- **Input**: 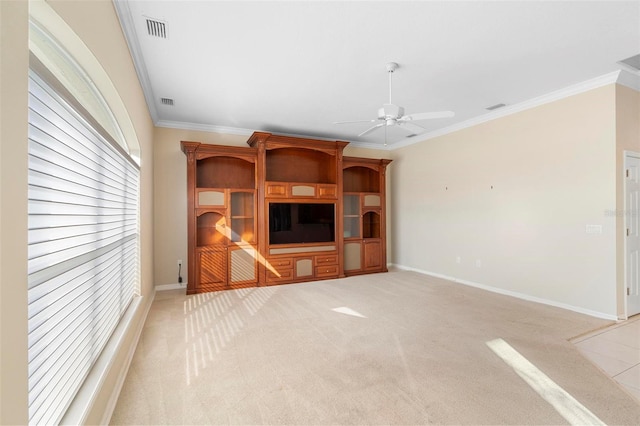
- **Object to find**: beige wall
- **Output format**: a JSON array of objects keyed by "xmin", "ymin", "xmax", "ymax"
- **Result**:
[
  {"xmin": 153, "ymin": 127, "xmax": 390, "ymax": 286},
  {"xmin": 343, "ymin": 144, "xmax": 392, "ymax": 160},
  {"xmin": 1, "ymin": 0, "xmax": 155, "ymax": 423},
  {"xmin": 0, "ymin": 0, "xmax": 29, "ymax": 423},
  {"xmin": 391, "ymin": 85, "xmax": 619, "ymax": 318},
  {"xmin": 616, "ymin": 84, "xmax": 640, "ymax": 317},
  {"xmin": 153, "ymin": 128, "xmax": 247, "ymax": 287}
]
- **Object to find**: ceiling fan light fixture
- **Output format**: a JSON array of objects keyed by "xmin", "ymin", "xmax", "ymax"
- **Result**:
[
  {"xmin": 386, "ymin": 62, "xmax": 399, "ymax": 73},
  {"xmin": 335, "ymin": 61, "xmax": 454, "ymax": 142},
  {"xmin": 379, "ymin": 104, "xmax": 404, "ymax": 119}
]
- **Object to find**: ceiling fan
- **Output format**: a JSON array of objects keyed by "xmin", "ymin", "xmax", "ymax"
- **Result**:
[{"xmin": 335, "ymin": 62, "xmax": 454, "ymax": 143}]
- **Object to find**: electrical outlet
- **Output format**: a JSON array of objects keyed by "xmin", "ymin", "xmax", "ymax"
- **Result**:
[
  {"xmin": 475, "ymin": 259, "xmax": 482, "ymax": 268},
  {"xmin": 178, "ymin": 259, "xmax": 182, "ymax": 267},
  {"xmin": 456, "ymin": 256, "xmax": 461, "ymax": 264}
]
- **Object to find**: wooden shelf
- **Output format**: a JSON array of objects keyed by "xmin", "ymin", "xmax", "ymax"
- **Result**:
[
  {"xmin": 182, "ymin": 134, "xmax": 390, "ymax": 294},
  {"xmin": 197, "ymin": 156, "xmax": 255, "ymax": 189},
  {"xmin": 343, "ymin": 166, "xmax": 380, "ymax": 193},
  {"xmin": 266, "ymin": 148, "xmax": 336, "ymax": 184},
  {"xmin": 363, "ymin": 211, "xmax": 380, "ymax": 239}
]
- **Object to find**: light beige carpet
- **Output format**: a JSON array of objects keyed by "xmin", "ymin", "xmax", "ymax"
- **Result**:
[{"xmin": 111, "ymin": 271, "xmax": 640, "ymax": 425}]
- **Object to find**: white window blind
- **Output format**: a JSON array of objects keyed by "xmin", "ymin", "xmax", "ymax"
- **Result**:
[{"xmin": 27, "ymin": 69, "xmax": 140, "ymax": 425}]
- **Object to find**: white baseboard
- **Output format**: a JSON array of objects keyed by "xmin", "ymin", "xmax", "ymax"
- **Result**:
[
  {"xmin": 100, "ymin": 292, "xmax": 155, "ymax": 424},
  {"xmin": 393, "ymin": 264, "xmax": 618, "ymax": 321},
  {"xmin": 155, "ymin": 283, "xmax": 186, "ymax": 291}
]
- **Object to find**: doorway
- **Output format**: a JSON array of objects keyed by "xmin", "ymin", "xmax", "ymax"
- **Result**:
[{"xmin": 625, "ymin": 151, "xmax": 640, "ymax": 317}]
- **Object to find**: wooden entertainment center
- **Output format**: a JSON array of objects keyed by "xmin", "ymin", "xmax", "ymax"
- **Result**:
[{"xmin": 181, "ymin": 132, "xmax": 391, "ymax": 294}]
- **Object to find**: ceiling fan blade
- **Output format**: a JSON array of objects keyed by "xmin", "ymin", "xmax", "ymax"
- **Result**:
[
  {"xmin": 333, "ymin": 119, "xmax": 377, "ymax": 125},
  {"xmin": 358, "ymin": 123, "xmax": 385, "ymax": 137},
  {"xmin": 398, "ymin": 122, "xmax": 427, "ymax": 135},
  {"xmin": 400, "ymin": 111, "xmax": 455, "ymax": 121}
]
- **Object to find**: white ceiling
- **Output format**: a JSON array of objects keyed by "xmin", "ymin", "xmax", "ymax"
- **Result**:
[{"xmin": 115, "ymin": 1, "xmax": 640, "ymax": 149}]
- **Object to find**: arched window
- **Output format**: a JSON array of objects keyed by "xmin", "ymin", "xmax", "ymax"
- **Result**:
[{"xmin": 27, "ymin": 13, "xmax": 140, "ymax": 426}]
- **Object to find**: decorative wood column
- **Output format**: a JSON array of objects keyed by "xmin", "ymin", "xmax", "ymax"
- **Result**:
[
  {"xmin": 379, "ymin": 159, "xmax": 392, "ymax": 272},
  {"xmin": 247, "ymin": 131, "xmax": 271, "ymax": 286},
  {"xmin": 180, "ymin": 141, "xmax": 200, "ymax": 294},
  {"xmin": 336, "ymin": 142, "xmax": 348, "ymax": 278}
]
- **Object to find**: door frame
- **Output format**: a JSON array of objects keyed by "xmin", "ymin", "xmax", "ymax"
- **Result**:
[{"xmin": 624, "ymin": 150, "xmax": 640, "ymax": 319}]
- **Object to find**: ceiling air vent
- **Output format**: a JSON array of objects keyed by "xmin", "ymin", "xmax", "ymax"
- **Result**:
[
  {"xmin": 160, "ymin": 98, "xmax": 174, "ymax": 106},
  {"xmin": 486, "ymin": 103, "xmax": 506, "ymax": 111},
  {"xmin": 145, "ymin": 18, "xmax": 167, "ymax": 39},
  {"xmin": 618, "ymin": 54, "xmax": 640, "ymax": 72}
]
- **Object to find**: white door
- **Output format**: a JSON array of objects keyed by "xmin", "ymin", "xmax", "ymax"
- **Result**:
[{"xmin": 626, "ymin": 153, "xmax": 640, "ymax": 316}]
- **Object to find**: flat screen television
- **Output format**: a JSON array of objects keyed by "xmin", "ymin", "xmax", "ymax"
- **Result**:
[{"xmin": 269, "ymin": 202, "xmax": 335, "ymax": 245}]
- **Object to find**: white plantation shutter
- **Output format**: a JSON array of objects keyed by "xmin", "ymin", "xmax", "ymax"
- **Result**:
[{"xmin": 27, "ymin": 69, "xmax": 140, "ymax": 425}]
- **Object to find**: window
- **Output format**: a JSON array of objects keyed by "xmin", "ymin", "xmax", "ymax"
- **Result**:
[{"xmin": 27, "ymin": 60, "xmax": 140, "ymax": 424}]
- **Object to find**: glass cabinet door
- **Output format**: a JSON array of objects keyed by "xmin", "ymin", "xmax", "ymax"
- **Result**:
[
  {"xmin": 343, "ymin": 194, "xmax": 360, "ymax": 238},
  {"xmin": 230, "ymin": 191, "xmax": 254, "ymax": 243}
]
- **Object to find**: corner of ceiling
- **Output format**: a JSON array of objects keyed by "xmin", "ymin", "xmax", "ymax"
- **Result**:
[
  {"xmin": 346, "ymin": 141, "xmax": 393, "ymax": 151},
  {"xmin": 616, "ymin": 69, "xmax": 640, "ymax": 92},
  {"xmin": 387, "ymin": 70, "xmax": 623, "ymax": 151},
  {"xmin": 113, "ymin": 0, "xmax": 159, "ymax": 124},
  {"xmin": 155, "ymin": 120, "xmax": 255, "ymax": 137}
]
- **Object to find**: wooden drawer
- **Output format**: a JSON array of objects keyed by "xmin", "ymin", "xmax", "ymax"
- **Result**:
[
  {"xmin": 267, "ymin": 268, "xmax": 293, "ymax": 282},
  {"xmin": 266, "ymin": 258, "xmax": 293, "ymax": 282},
  {"xmin": 314, "ymin": 254, "xmax": 338, "ymax": 266},
  {"xmin": 270, "ymin": 258, "xmax": 292, "ymax": 268},
  {"xmin": 317, "ymin": 184, "xmax": 337, "ymax": 199},
  {"xmin": 266, "ymin": 183, "xmax": 287, "ymax": 197},
  {"xmin": 315, "ymin": 265, "xmax": 339, "ymax": 278}
]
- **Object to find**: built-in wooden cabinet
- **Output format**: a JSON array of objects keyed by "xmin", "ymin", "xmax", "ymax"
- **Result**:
[
  {"xmin": 182, "ymin": 142, "xmax": 258, "ymax": 294},
  {"xmin": 182, "ymin": 134, "xmax": 390, "ymax": 294},
  {"xmin": 342, "ymin": 158, "xmax": 391, "ymax": 276},
  {"xmin": 247, "ymin": 132, "xmax": 348, "ymax": 286},
  {"xmin": 264, "ymin": 252, "xmax": 340, "ymax": 285}
]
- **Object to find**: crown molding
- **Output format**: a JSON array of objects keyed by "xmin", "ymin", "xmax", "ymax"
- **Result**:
[
  {"xmin": 388, "ymin": 71, "xmax": 623, "ymax": 151},
  {"xmin": 155, "ymin": 120, "xmax": 395, "ymax": 151},
  {"xmin": 347, "ymin": 141, "xmax": 392, "ymax": 151},
  {"xmin": 146, "ymin": 67, "xmax": 631, "ymax": 152},
  {"xmin": 113, "ymin": 0, "xmax": 159, "ymax": 123},
  {"xmin": 617, "ymin": 68, "xmax": 640, "ymax": 92},
  {"xmin": 155, "ymin": 120, "xmax": 255, "ymax": 136}
]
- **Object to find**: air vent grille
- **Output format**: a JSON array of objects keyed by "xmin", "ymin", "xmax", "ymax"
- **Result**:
[
  {"xmin": 160, "ymin": 98, "xmax": 174, "ymax": 106},
  {"xmin": 619, "ymin": 54, "xmax": 640, "ymax": 72},
  {"xmin": 486, "ymin": 103, "xmax": 506, "ymax": 111},
  {"xmin": 146, "ymin": 18, "xmax": 167, "ymax": 38}
]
